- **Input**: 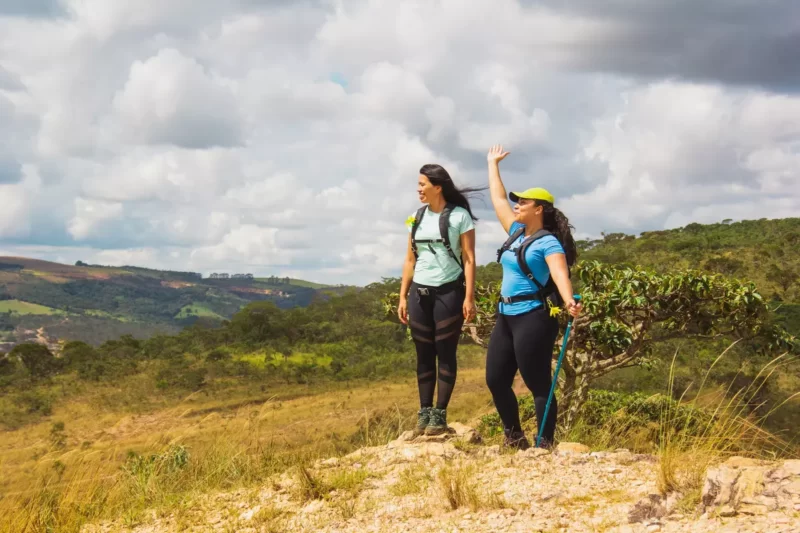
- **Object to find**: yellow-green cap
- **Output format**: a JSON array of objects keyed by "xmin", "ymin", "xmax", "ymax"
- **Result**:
[{"xmin": 508, "ymin": 187, "xmax": 555, "ymax": 204}]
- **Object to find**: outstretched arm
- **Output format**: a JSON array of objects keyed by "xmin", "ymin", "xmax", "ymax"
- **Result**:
[{"xmin": 487, "ymin": 145, "xmax": 516, "ymax": 234}]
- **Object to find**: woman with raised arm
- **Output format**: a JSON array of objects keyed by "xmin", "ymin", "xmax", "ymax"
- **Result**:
[
  {"xmin": 484, "ymin": 144, "xmax": 582, "ymax": 450},
  {"xmin": 397, "ymin": 164, "xmax": 484, "ymax": 436}
]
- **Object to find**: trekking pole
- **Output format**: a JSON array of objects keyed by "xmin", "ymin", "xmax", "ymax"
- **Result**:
[{"xmin": 536, "ymin": 294, "xmax": 581, "ymax": 448}]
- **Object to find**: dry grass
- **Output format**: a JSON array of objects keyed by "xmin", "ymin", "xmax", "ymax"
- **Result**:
[
  {"xmin": 0, "ymin": 367, "xmax": 494, "ymax": 532},
  {"xmin": 436, "ymin": 461, "xmax": 510, "ymax": 512},
  {"xmin": 389, "ymin": 464, "xmax": 433, "ymax": 497},
  {"xmin": 657, "ymin": 343, "xmax": 800, "ymax": 513}
]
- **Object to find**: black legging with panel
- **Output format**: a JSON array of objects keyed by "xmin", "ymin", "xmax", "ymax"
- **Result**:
[{"xmin": 407, "ymin": 277, "xmax": 465, "ymax": 412}]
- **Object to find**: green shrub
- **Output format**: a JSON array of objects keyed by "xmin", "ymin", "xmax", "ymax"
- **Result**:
[
  {"xmin": 154, "ymin": 357, "xmax": 207, "ymax": 391},
  {"xmin": 15, "ymin": 390, "xmax": 54, "ymax": 416},
  {"xmin": 205, "ymin": 348, "xmax": 231, "ymax": 362},
  {"xmin": 476, "ymin": 389, "xmax": 712, "ymax": 446},
  {"xmin": 11, "ymin": 343, "xmax": 61, "ymax": 379}
]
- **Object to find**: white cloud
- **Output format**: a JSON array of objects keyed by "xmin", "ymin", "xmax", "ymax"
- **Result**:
[
  {"xmin": 0, "ymin": 1, "xmax": 799, "ymax": 285},
  {"xmin": 566, "ymin": 80, "xmax": 800, "ymax": 233},
  {"xmin": 112, "ymin": 48, "xmax": 243, "ymax": 148},
  {"xmin": 67, "ymin": 198, "xmax": 124, "ymax": 240}
]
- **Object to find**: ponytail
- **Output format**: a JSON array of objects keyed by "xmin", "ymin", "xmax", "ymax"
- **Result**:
[{"xmin": 540, "ymin": 203, "xmax": 578, "ymax": 267}]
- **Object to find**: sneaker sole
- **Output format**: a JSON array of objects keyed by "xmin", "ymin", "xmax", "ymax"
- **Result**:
[{"xmin": 424, "ymin": 426, "xmax": 447, "ymax": 436}]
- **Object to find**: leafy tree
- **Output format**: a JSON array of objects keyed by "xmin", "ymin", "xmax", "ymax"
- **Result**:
[
  {"xmin": 382, "ymin": 260, "xmax": 796, "ymax": 429},
  {"xmin": 0, "ymin": 352, "xmax": 16, "ymax": 377},
  {"xmin": 10, "ymin": 343, "xmax": 61, "ymax": 379},
  {"xmin": 766, "ymin": 263, "xmax": 798, "ymax": 298}
]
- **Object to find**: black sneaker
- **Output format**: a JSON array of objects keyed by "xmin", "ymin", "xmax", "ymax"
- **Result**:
[
  {"xmin": 413, "ymin": 407, "xmax": 431, "ymax": 437},
  {"xmin": 503, "ymin": 429, "xmax": 531, "ymax": 450},
  {"xmin": 424, "ymin": 408, "xmax": 448, "ymax": 435}
]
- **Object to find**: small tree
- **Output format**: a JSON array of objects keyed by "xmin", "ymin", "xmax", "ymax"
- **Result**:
[
  {"xmin": 382, "ymin": 260, "xmax": 796, "ymax": 429},
  {"xmin": 10, "ymin": 343, "xmax": 61, "ymax": 379},
  {"xmin": 766, "ymin": 263, "xmax": 798, "ymax": 298}
]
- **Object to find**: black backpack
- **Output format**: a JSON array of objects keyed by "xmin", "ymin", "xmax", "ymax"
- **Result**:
[
  {"xmin": 410, "ymin": 203, "xmax": 463, "ymax": 273},
  {"xmin": 496, "ymin": 227, "xmax": 567, "ymax": 309}
]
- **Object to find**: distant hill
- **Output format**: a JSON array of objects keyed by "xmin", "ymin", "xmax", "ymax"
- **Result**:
[{"xmin": 0, "ymin": 257, "xmax": 354, "ymax": 348}]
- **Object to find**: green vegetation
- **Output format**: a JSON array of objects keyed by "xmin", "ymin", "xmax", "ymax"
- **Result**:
[
  {"xmin": 174, "ymin": 303, "xmax": 225, "ymax": 320},
  {"xmin": 0, "ymin": 216, "xmax": 798, "ymax": 532},
  {"xmin": 0, "ymin": 257, "xmax": 354, "ymax": 346},
  {"xmin": 0, "ymin": 300, "xmax": 61, "ymax": 315}
]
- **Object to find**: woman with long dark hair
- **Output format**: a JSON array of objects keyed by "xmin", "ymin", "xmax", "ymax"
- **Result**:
[
  {"xmin": 398, "ymin": 163, "xmax": 485, "ymax": 436},
  {"xmin": 484, "ymin": 144, "xmax": 582, "ymax": 450}
]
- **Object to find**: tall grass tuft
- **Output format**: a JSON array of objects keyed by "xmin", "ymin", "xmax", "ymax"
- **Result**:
[
  {"xmin": 657, "ymin": 342, "xmax": 799, "ymax": 513},
  {"xmin": 0, "ymin": 400, "xmax": 407, "ymax": 533}
]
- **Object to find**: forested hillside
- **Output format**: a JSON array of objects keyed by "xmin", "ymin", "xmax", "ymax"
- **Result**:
[
  {"xmin": 1, "ymin": 218, "xmax": 798, "ymax": 532},
  {"xmin": 0, "ymin": 257, "xmax": 348, "ymax": 349},
  {"xmin": 475, "ymin": 217, "xmax": 800, "ymax": 334}
]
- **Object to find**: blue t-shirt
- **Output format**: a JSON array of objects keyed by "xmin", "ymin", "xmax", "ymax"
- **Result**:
[{"xmin": 498, "ymin": 222, "xmax": 565, "ymax": 315}]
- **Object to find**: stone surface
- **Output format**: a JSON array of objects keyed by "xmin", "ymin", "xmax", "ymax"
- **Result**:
[
  {"xmin": 629, "ymin": 494, "xmax": 667, "ymax": 523},
  {"xmin": 556, "ymin": 442, "xmax": 590, "ymax": 454},
  {"xmin": 81, "ymin": 428, "xmax": 800, "ymax": 533},
  {"xmin": 701, "ymin": 455, "xmax": 800, "ymax": 519}
]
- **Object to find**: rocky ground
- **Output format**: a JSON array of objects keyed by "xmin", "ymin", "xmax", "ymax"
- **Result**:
[{"xmin": 83, "ymin": 424, "xmax": 800, "ymax": 533}]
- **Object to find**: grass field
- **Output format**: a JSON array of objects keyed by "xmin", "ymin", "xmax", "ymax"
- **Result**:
[
  {"xmin": 83, "ymin": 309, "xmax": 131, "ymax": 322},
  {"xmin": 0, "ymin": 352, "xmax": 496, "ymax": 532},
  {"xmin": 174, "ymin": 304, "xmax": 225, "ymax": 320},
  {"xmin": 255, "ymin": 277, "xmax": 332, "ymax": 289},
  {"xmin": 0, "ymin": 300, "xmax": 62, "ymax": 315}
]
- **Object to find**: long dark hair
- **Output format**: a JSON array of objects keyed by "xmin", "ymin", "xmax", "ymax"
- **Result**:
[
  {"xmin": 536, "ymin": 200, "xmax": 578, "ymax": 267},
  {"xmin": 419, "ymin": 164, "xmax": 487, "ymax": 221}
]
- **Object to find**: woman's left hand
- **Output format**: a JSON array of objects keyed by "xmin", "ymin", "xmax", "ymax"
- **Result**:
[
  {"xmin": 463, "ymin": 297, "xmax": 477, "ymax": 322},
  {"xmin": 566, "ymin": 299, "xmax": 582, "ymax": 318}
]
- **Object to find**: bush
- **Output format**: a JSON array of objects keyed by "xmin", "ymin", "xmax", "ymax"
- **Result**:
[
  {"xmin": 11, "ymin": 343, "xmax": 61, "ymax": 379},
  {"xmin": 0, "ymin": 353, "xmax": 16, "ymax": 377},
  {"xmin": 155, "ymin": 357, "xmax": 208, "ymax": 391},
  {"xmin": 476, "ymin": 389, "xmax": 712, "ymax": 447},
  {"xmin": 15, "ymin": 390, "xmax": 54, "ymax": 415},
  {"xmin": 205, "ymin": 348, "xmax": 231, "ymax": 362}
]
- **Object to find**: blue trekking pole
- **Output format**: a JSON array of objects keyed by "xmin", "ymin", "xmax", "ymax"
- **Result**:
[{"xmin": 536, "ymin": 294, "xmax": 581, "ymax": 448}]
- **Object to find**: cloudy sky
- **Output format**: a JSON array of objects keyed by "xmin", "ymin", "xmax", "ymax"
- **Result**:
[{"xmin": 0, "ymin": 0, "xmax": 798, "ymax": 285}]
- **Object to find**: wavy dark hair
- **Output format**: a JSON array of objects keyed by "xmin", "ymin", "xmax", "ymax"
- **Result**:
[
  {"xmin": 419, "ymin": 164, "xmax": 487, "ymax": 221},
  {"xmin": 535, "ymin": 200, "xmax": 578, "ymax": 267}
]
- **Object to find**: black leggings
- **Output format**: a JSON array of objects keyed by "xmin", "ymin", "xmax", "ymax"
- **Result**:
[
  {"xmin": 485, "ymin": 307, "xmax": 560, "ymax": 444},
  {"xmin": 407, "ymin": 281, "xmax": 465, "ymax": 410}
]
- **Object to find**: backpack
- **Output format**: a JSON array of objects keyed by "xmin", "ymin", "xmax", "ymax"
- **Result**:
[
  {"xmin": 496, "ymin": 226, "xmax": 568, "ymax": 311},
  {"xmin": 410, "ymin": 203, "xmax": 464, "ymax": 273}
]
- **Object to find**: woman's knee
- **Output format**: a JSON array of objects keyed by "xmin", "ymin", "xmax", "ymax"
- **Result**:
[{"xmin": 485, "ymin": 364, "xmax": 511, "ymax": 393}]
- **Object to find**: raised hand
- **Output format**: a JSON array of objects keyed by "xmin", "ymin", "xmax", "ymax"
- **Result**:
[{"xmin": 487, "ymin": 144, "xmax": 510, "ymax": 164}]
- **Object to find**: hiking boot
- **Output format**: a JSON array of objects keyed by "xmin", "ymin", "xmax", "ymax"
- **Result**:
[
  {"xmin": 424, "ymin": 407, "xmax": 448, "ymax": 435},
  {"xmin": 412, "ymin": 407, "xmax": 432, "ymax": 437},
  {"xmin": 503, "ymin": 429, "xmax": 531, "ymax": 451},
  {"xmin": 536, "ymin": 436, "xmax": 556, "ymax": 450}
]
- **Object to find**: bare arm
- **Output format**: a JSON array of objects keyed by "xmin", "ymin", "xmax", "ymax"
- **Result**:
[
  {"xmin": 460, "ymin": 229, "xmax": 476, "ymax": 320},
  {"xmin": 397, "ymin": 233, "xmax": 416, "ymax": 324},
  {"xmin": 545, "ymin": 253, "xmax": 582, "ymax": 317},
  {"xmin": 487, "ymin": 145, "xmax": 516, "ymax": 234}
]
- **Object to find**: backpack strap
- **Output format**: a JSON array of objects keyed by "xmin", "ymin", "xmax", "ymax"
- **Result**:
[
  {"xmin": 515, "ymin": 229, "xmax": 553, "ymax": 290},
  {"xmin": 438, "ymin": 203, "xmax": 463, "ymax": 272},
  {"xmin": 496, "ymin": 225, "xmax": 526, "ymax": 263},
  {"xmin": 410, "ymin": 203, "xmax": 464, "ymax": 273},
  {"xmin": 515, "ymin": 230, "xmax": 566, "ymax": 312},
  {"xmin": 410, "ymin": 205, "xmax": 428, "ymax": 261}
]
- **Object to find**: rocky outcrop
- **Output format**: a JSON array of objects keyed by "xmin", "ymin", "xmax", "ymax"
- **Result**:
[
  {"xmin": 701, "ymin": 456, "xmax": 800, "ymax": 517},
  {"xmin": 82, "ymin": 428, "xmax": 800, "ymax": 533}
]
